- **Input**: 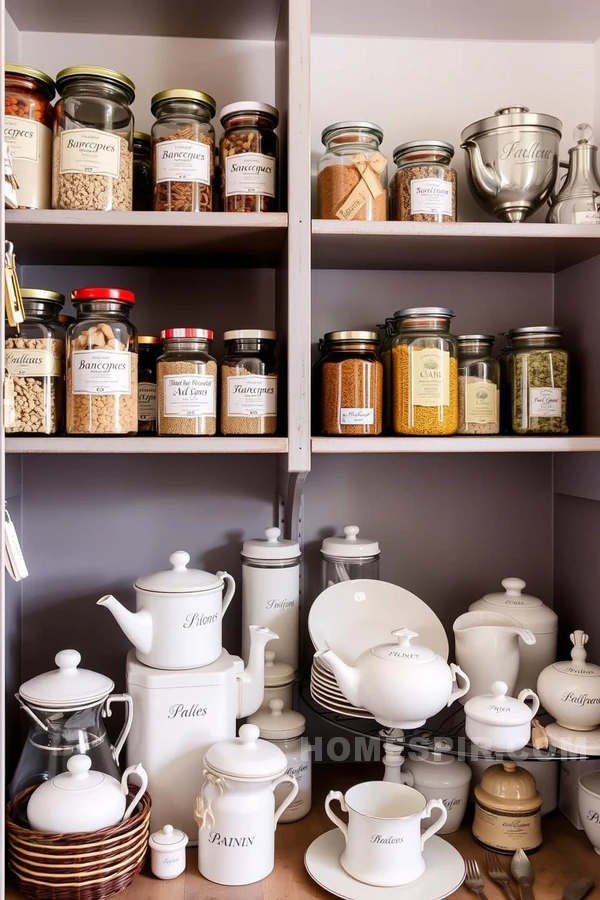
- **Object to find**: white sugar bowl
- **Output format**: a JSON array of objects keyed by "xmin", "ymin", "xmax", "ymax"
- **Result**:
[
  {"xmin": 149, "ymin": 824, "xmax": 189, "ymax": 879},
  {"xmin": 464, "ymin": 681, "xmax": 540, "ymax": 753},
  {"xmin": 537, "ymin": 631, "xmax": 600, "ymax": 732}
]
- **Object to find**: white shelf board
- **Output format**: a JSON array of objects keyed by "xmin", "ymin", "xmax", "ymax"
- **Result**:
[
  {"xmin": 6, "ymin": 211, "xmax": 288, "ymax": 267},
  {"xmin": 7, "ymin": 437, "xmax": 289, "ymax": 454},
  {"xmin": 312, "ymin": 437, "xmax": 600, "ymax": 454},
  {"xmin": 311, "ymin": 221, "xmax": 600, "ymax": 273}
]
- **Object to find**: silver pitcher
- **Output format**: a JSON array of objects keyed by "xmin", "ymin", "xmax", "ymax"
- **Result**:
[
  {"xmin": 547, "ymin": 124, "xmax": 600, "ymax": 224},
  {"xmin": 461, "ymin": 106, "xmax": 562, "ymax": 222}
]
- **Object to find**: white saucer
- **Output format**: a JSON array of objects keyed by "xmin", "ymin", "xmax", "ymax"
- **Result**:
[
  {"xmin": 309, "ymin": 685, "xmax": 374, "ymax": 719},
  {"xmin": 305, "ymin": 829, "xmax": 465, "ymax": 900},
  {"xmin": 546, "ymin": 722, "xmax": 600, "ymax": 755}
]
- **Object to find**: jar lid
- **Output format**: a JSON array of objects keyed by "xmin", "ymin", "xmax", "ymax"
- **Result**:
[
  {"xmin": 5, "ymin": 63, "xmax": 55, "ymax": 98},
  {"xmin": 323, "ymin": 330, "xmax": 379, "ymax": 343},
  {"xmin": 264, "ymin": 650, "xmax": 295, "ymax": 687},
  {"xmin": 21, "ymin": 288, "xmax": 65, "ymax": 306},
  {"xmin": 151, "ymin": 89, "xmax": 216, "ymax": 119},
  {"xmin": 461, "ymin": 106, "xmax": 562, "ymax": 143},
  {"xmin": 133, "ymin": 132, "xmax": 151, "ymax": 144},
  {"xmin": 475, "ymin": 761, "xmax": 542, "ymax": 813},
  {"xmin": 464, "ymin": 681, "xmax": 535, "ymax": 727},
  {"xmin": 223, "ymin": 329, "xmax": 277, "ymax": 341},
  {"xmin": 52, "ymin": 754, "xmax": 106, "ymax": 792},
  {"xmin": 72, "ymin": 287, "xmax": 135, "ymax": 305},
  {"xmin": 19, "ymin": 649, "xmax": 115, "ymax": 709},
  {"xmin": 135, "ymin": 551, "xmax": 224, "ymax": 593},
  {"xmin": 149, "ymin": 823, "xmax": 189, "ymax": 850},
  {"xmin": 457, "ymin": 334, "xmax": 495, "ymax": 344},
  {"xmin": 371, "ymin": 628, "xmax": 436, "ymax": 663},
  {"xmin": 242, "ymin": 526, "xmax": 300, "ymax": 560},
  {"xmin": 321, "ymin": 525, "xmax": 380, "ymax": 560},
  {"xmin": 509, "ymin": 326, "xmax": 564, "ymax": 338},
  {"xmin": 394, "ymin": 307, "xmax": 455, "ymax": 319},
  {"xmin": 138, "ymin": 336, "xmax": 161, "ymax": 345},
  {"xmin": 220, "ymin": 101, "xmax": 279, "ymax": 127},
  {"xmin": 161, "ymin": 327, "xmax": 213, "ymax": 341},
  {"xmin": 56, "ymin": 66, "xmax": 135, "ymax": 101},
  {"xmin": 550, "ymin": 631, "xmax": 600, "ymax": 677},
  {"xmin": 321, "ymin": 121, "xmax": 384, "ymax": 145},
  {"xmin": 204, "ymin": 723, "xmax": 287, "ymax": 780},
  {"xmin": 393, "ymin": 140, "xmax": 454, "ymax": 163},
  {"xmin": 247, "ymin": 699, "xmax": 306, "ymax": 740}
]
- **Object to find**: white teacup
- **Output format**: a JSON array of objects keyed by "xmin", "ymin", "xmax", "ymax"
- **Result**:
[
  {"xmin": 578, "ymin": 769, "xmax": 600, "ymax": 854},
  {"xmin": 325, "ymin": 780, "xmax": 447, "ymax": 887}
]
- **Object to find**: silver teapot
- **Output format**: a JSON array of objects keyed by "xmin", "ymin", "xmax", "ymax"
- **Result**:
[{"xmin": 547, "ymin": 124, "xmax": 600, "ymax": 224}]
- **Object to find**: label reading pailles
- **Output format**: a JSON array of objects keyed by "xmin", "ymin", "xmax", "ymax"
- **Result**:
[
  {"xmin": 340, "ymin": 408, "xmax": 374, "ymax": 425},
  {"xmin": 225, "ymin": 153, "xmax": 276, "ymax": 197},
  {"xmin": 466, "ymin": 380, "xmax": 498, "ymax": 425},
  {"xmin": 138, "ymin": 382, "xmax": 157, "ymax": 421},
  {"xmin": 163, "ymin": 374, "xmax": 216, "ymax": 417},
  {"xmin": 530, "ymin": 387, "xmax": 562, "ymax": 417},
  {"xmin": 410, "ymin": 178, "xmax": 453, "ymax": 216},
  {"xmin": 410, "ymin": 347, "xmax": 450, "ymax": 407},
  {"xmin": 5, "ymin": 349, "xmax": 62, "ymax": 378},
  {"xmin": 155, "ymin": 140, "xmax": 210, "ymax": 185},
  {"xmin": 59, "ymin": 128, "xmax": 121, "ymax": 178},
  {"xmin": 227, "ymin": 375, "xmax": 277, "ymax": 417},
  {"xmin": 71, "ymin": 350, "xmax": 132, "ymax": 395}
]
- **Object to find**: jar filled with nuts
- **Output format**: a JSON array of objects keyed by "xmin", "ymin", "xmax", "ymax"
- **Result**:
[
  {"xmin": 66, "ymin": 287, "xmax": 138, "ymax": 435},
  {"xmin": 392, "ymin": 141, "xmax": 457, "ymax": 222},
  {"xmin": 151, "ymin": 89, "xmax": 215, "ymax": 212},
  {"xmin": 457, "ymin": 334, "xmax": 499, "ymax": 435},
  {"xmin": 132, "ymin": 132, "xmax": 153, "ymax": 211},
  {"xmin": 221, "ymin": 330, "xmax": 277, "ymax": 435},
  {"xmin": 219, "ymin": 102, "xmax": 279, "ymax": 212},
  {"xmin": 5, "ymin": 288, "xmax": 65, "ymax": 435},
  {"xmin": 5, "ymin": 64, "xmax": 55, "ymax": 209},
  {"xmin": 138, "ymin": 336, "xmax": 161, "ymax": 434},
  {"xmin": 158, "ymin": 329, "xmax": 217, "ymax": 435},
  {"xmin": 320, "ymin": 331, "xmax": 383, "ymax": 436},
  {"xmin": 318, "ymin": 122, "xmax": 388, "ymax": 221},
  {"xmin": 53, "ymin": 66, "xmax": 135, "ymax": 211}
]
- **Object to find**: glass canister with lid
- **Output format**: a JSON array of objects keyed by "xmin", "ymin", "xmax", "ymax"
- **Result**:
[
  {"xmin": 5, "ymin": 64, "xmax": 55, "ymax": 209},
  {"xmin": 321, "ymin": 525, "xmax": 380, "ymax": 588},
  {"xmin": 320, "ymin": 330, "xmax": 383, "ymax": 436},
  {"xmin": 221, "ymin": 329, "xmax": 277, "ymax": 435},
  {"xmin": 53, "ymin": 66, "xmax": 135, "ymax": 211},
  {"xmin": 457, "ymin": 334, "xmax": 500, "ymax": 435},
  {"xmin": 138, "ymin": 336, "xmax": 161, "ymax": 434},
  {"xmin": 157, "ymin": 328, "xmax": 217, "ymax": 435},
  {"xmin": 318, "ymin": 121, "xmax": 388, "ymax": 221},
  {"xmin": 391, "ymin": 307, "xmax": 458, "ymax": 435},
  {"xmin": 219, "ymin": 102, "xmax": 279, "ymax": 212},
  {"xmin": 392, "ymin": 141, "xmax": 457, "ymax": 222},
  {"xmin": 509, "ymin": 326, "xmax": 568, "ymax": 434},
  {"xmin": 132, "ymin": 132, "xmax": 153, "ymax": 211}
]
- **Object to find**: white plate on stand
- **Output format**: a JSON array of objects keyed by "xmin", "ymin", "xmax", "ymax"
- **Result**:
[
  {"xmin": 305, "ymin": 829, "xmax": 465, "ymax": 900},
  {"xmin": 546, "ymin": 722, "xmax": 600, "ymax": 755}
]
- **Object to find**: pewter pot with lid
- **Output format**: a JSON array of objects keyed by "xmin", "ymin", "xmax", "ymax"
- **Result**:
[
  {"xmin": 547, "ymin": 124, "xmax": 600, "ymax": 224},
  {"xmin": 461, "ymin": 105, "xmax": 562, "ymax": 222}
]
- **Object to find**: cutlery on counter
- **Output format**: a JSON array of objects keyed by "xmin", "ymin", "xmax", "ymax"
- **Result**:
[
  {"xmin": 562, "ymin": 878, "xmax": 595, "ymax": 900},
  {"xmin": 511, "ymin": 849, "xmax": 535, "ymax": 900},
  {"xmin": 486, "ymin": 852, "xmax": 517, "ymax": 900},
  {"xmin": 465, "ymin": 859, "xmax": 491, "ymax": 899}
]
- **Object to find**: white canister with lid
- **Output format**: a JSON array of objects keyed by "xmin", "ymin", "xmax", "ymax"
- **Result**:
[
  {"xmin": 247, "ymin": 699, "xmax": 311, "ymax": 822},
  {"xmin": 403, "ymin": 739, "xmax": 471, "ymax": 834},
  {"xmin": 537, "ymin": 631, "xmax": 600, "ymax": 732},
  {"xmin": 261, "ymin": 650, "xmax": 295, "ymax": 710},
  {"xmin": 242, "ymin": 527, "xmax": 300, "ymax": 672},
  {"xmin": 321, "ymin": 525, "xmax": 380, "ymax": 589},
  {"xmin": 464, "ymin": 681, "xmax": 540, "ymax": 753},
  {"xmin": 469, "ymin": 577, "xmax": 557, "ymax": 694},
  {"xmin": 149, "ymin": 824, "xmax": 189, "ymax": 879}
]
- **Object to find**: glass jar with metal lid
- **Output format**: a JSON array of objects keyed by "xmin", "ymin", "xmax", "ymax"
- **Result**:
[
  {"xmin": 457, "ymin": 335, "xmax": 499, "ymax": 435},
  {"xmin": 319, "ymin": 330, "xmax": 383, "ymax": 436},
  {"xmin": 157, "ymin": 328, "xmax": 217, "ymax": 435},
  {"xmin": 53, "ymin": 66, "xmax": 135, "ymax": 211},
  {"xmin": 321, "ymin": 525, "xmax": 380, "ymax": 589},
  {"xmin": 132, "ymin": 132, "xmax": 152, "ymax": 211},
  {"xmin": 392, "ymin": 141, "xmax": 457, "ymax": 222},
  {"xmin": 221, "ymin": 329, "xmax": 277, "ymax": 435},
  {"xmin": 138, "ymin": 337, "xmax": 162, "ymax": 434},
  {"xmin": 5, "ymin": 64, "xmax": 55, "ymax": 209},
  {"xmin": 509, "ymin": 326, "xmax": 568, "ymax": 434},
  {"xmin": 219, "ymin": 102, "xmax": 279, "ymax": 212},
  {"xmin": 318, "ymin": 122, "xmax": 388, "ymax": 221},
  {"xmin": 391, "ymin": 308, "xmax": 458, "ymax": 436},
  {"xmin": 5, "ymin": 288, "xmax": 65, "ymax": 435},
  {"xmin": 151, "ymin": 89, "xmax": 216, "ymax": 212}
]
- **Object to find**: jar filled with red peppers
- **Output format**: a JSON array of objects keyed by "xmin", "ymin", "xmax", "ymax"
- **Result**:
[
  {"xmin": 5, "ymin": 64, "xmax": 55, "ymax": 209},
  {"xmin": 219, "ymin": 102, "xmax": 279, "ymax": 212}
]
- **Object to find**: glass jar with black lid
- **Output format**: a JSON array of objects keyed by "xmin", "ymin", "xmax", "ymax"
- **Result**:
[
  {"xmin": 221, "ymin": 330, "xmax": 278, "ymax": 435},
  {"xmin": 138, "ymin": 337, "xmax": 161, "ymax": 433}
]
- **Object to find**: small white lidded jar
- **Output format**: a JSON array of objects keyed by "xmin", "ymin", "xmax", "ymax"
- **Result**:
[
  {"xmin": 149, "ymin": 824, "xmax": 189, "ymax": 879},
  {"xmin": 321, "ymin": 525, "xmax": 380, "ymax": 590},
  {"xmin": 261, "ymin": 650, "xmax": 295, "ymax": 710}
]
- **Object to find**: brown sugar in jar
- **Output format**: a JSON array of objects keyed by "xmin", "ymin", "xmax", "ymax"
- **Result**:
[
  {"xmin": 318, "ymin": 121, "xmax": 388, "ymax": 221},
  {"xmin": 320, "ymin": 331, "xmax": 383, "ymax": 436}
]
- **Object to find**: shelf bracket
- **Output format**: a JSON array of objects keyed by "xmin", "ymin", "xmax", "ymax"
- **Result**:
[{"xmin": 277, "ymin": 466, "xmax": 308, "ymax": 544}]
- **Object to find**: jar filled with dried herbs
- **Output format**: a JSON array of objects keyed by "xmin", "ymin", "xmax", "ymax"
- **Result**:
[
  {"xmin": 457, "ymin": 334, "xmax": 499, "ymax": 434},
  {"xmin": 221, "ymin": 330, "xmax": 277, "ymax": 435},
  {"xmin": 157, "ymin": 328, "xmax": 217, "ymax": 435},
  {"xmin": 391, "ymin": 308, "xmax": 458, "ymax": 436},
  {"xmin": 320, "ymin": 331, "xmax": 383, "ymax": 436},
  {"xmin": 509, "ymin": 326, "xmax": 569, "ymax": 434},
  {"xmin": 318, "ymin": 121, "xmax": 387, "ymax": 221},
  {"xmin": 392, "ymin": 141, "xmax": 456, "ymax": 222},
  {"xmin": 219, "ymin": 102, "xmax": 279, "ymax": 212}
]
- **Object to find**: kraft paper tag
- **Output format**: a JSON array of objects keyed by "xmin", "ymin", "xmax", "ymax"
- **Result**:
[{"xmin": 335, "ymin": 151, "xmax": 388, "ymax": 221}]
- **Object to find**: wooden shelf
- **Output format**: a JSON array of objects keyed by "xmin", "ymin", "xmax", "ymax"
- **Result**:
[
  {"xmin": 311, "ymin": 220, "xmax": 600, "ymax": 273},
  {"xmin": 6, "ymin": 437, "xmax": 289, "ymax": 454},
  {"xmin": 6, "ymin": 211, "xmax": 288, "ymax": 267},
  {"xmin": 312, "ymin": 436, "xmax": 600, "ymax": 453}
]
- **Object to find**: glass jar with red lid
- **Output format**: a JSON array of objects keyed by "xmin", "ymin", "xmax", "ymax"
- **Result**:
[
  {"xmin": 157, "ymin": 328, "xmax": 217, "ymax": 436},
  {"xmin": 5, "ymin": 64, "xmax": 55, "ymax": 209}
]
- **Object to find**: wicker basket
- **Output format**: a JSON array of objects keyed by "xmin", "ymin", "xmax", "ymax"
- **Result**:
[{"xmin": 6, "ymin": 785, "xmax": 151, "ymax": 900}]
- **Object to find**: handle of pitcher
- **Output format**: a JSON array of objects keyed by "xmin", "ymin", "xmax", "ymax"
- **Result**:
[
  {"xmin": 273, "ymin": 773, "xmax": 299, "ymax": 827},
  {"xmin": 218, "ymin": 571, "xmax": 236, "ymax": 617},
  {"xmin": 104, "ymin": 693, "xmax": 134, "ymax": 765}
]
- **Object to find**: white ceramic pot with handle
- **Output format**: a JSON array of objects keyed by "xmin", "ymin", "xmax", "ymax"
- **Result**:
[{"xmin": 464, "ymin": 681, "xmax": 540, "ymax": 753}]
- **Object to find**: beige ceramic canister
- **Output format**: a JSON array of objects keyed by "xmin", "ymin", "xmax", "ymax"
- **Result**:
[{"xmin": 473, "ymin": 761, "xmax": 542, "ymax": 854}]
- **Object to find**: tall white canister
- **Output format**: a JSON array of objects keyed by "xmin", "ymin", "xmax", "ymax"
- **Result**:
[{"xmin": 242, "ymin": 527, "xmax": 301, "ymax": 672}]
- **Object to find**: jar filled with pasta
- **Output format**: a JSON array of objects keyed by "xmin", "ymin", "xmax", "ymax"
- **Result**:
[
  {"xmin": 5, "ymin": 64, "xmax": 55, "ymax": 209},
  {"xmin": 220, "ymin": 102, "xmax": 279, "ymax": 212},
  {"xmin": 320, "ymin": 331, "xmax": 383, "ymax": 436},
  {"xmin": 509, "ymin": 326, "xmax": 568, "ymax": 434}
]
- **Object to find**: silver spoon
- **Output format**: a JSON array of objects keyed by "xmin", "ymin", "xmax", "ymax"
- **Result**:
[{"xmin": 511, "ymin": 849, "xmax": 535, "ymax": 900}]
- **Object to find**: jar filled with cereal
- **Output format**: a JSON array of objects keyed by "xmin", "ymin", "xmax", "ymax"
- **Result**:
[
  {"xmin": 391, "ymin": 308, "xmax": 458, "ymax": 436},
  {"xmin": 320, "ymin": 331, "xmax": 383, "ymax": 436},
  {"xmin": 221, "ymin": 330, "xmax": 277, "ymax": 435},
  {"xmin": 5, "ymin": 64, "xmax": 55, "ymax": 209},
  {"xmin": 66, "ymin": 287, "xmax": 138, "ymax": 435},
  {"xmin": 457, "ymin": 334, "xmax": 499, "ymax": 435},
  {"xmin": 392, "ymin": 141, "xmax": 457, "ymax": 222},
  {"xmin": 318, "ymin": 122, "xmax": 387, "ymax": 221},
  {"xmin": 138, "ymin": 336, "xmax": 161, "ymax": 434},
  {"xmin": 219, "ymin": 102, "xmax": 279, "ymax": 212},
  {"xmin": 5, "ymin": 289, "xmax": 65, "ymax": 435},
  {"xmin": 157, "ymin": 329, "xmax": 217, "ymax": 435}
]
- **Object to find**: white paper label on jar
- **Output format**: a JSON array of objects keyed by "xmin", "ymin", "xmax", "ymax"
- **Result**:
[
  {"xmin": 225, "ymin": 153, "xmax": 276, "ymax": 197},
  {"xmin": 466, "ymin": 380, "xmax": 498, "ymax": 425},
  {"xmin": 5, "ymin": 116, "xmax": 41, "ymax": 162},
  {"xmin": 138, "ymin": 382, "xmax": 157, "ymax": 421},
  {"xmin": 71, "ymin": 350, "xmax": 131, "ymax": 395},
  {"xmin": 340, "ymin": 407, "xmax": 374, "ymax": 425},
  {"xmin": 574, "ymin": 210, "xmax": 600, "ymax": 224},
  {"xmin": 155, "ymin": 140, "xmax": 210, "ymax": 185},
  {"xmin": 227, "ymin": 375, "xmax": 277, "ymax": 417},
  {"xmin": 529, "ymin": 387, "xmax": 562, "ymax": 417},
  {"xmin": 410, "ymin": 178, "xmax": 453, "ymax": 216},
  {"xmin": 5, "ymin": 118, "xmax": 52, "ymax": 208},
  {"xmin": 5, "ymin": 349, "xmax": 61, "ymax": 378},
  {"xmin": 59, "ymin": 128, "xmax": 121, "ymax": 178},
  {"xmin": 163, "ymin": 374, "xmax": 216, "ymax": 417},
  {"xmin": 410, "ymin": 347, "xmax": 450, "ymax": 407}
]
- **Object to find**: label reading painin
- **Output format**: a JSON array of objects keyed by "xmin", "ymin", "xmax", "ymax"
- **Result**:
[
  {"xmin": 410, "ymin": 178, "xmax": 453, "ymax": 216},
  {"xmin": 340, "ymin": 408, "xmax": 375, "ymax": 425},
  {"xmin": 59, "ymin": 128, "xmax": 121, "ymax": 178},
  {"xmin": 155, "ymin": 139, "xmax": 210, "ymax": 184},
  {"xmin": 529, "ymin": 387, "xmax": 562, "ymax": 417},
  {"xmin": 138, "ymin": 382, "xmax": 157, "ymax": 421},
  {"xmin": 71, "ymin": 350, "xmax": 131, "ymax": 395},
  {"xmin": 227, "ymin": 375, "xmax": 277, "ymax": 417},
  {"xmin": 5, "ymin": 349, "xmax": 61, "ymax": 378},
  {"xmin": 163, "ymin": 374, "xmax": 216, "ymax": 417},
  {"xmin": 410, "ymin": 347, "xmax": 450, "ymax": 407},
  {"xmin": 466, "ymin": 380, "xmax": 498, "ymax": 425},
  {"xmin": 225, "ymin": 153, "xmax": 276, "ymax": 197}
]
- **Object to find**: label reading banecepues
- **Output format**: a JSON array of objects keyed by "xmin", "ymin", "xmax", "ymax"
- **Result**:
[
  {"xmin": 71, "ymin": 350, "xmax": 131, "ymax": 395},
  {"xmin": 155, "ymin": 140, "xmax": 210, "ymax": 185},
  {"xmin": 60, "ymin": 128, "xmax": 121, "ymax": 178},
  {"xmin": 163, "ymin": 374, "xmax": 216, "ymax": 417},
  {"xmin": 530, "ymin": 387, "xmax": 561, "ymax": 417},
  {"xmin": 138, "ymin": 382, "xmax": 157, "ymax": 421},
  {"xmin": 225, "ymin": 153, "xmax": 276, "ymax": 197},
  {"xmin": 411, "ymin": 178, "xmax": 453, "ymax": 216},
  {"xmin": 227, "ymin": 375, "xmax": 277, "ymax": 417}
]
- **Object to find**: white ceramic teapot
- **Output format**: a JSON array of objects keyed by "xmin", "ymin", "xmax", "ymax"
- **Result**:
[
  {"xmin": 537, "ymin": 631, "xmax": 600, "ymax": 732},
  {"xmin": 318, "ymin": 628, "xmax": 470, "ymax": 729},
  {"xmin": 464, "ymin": 681, "xmax": 540, "ymax": 753}
]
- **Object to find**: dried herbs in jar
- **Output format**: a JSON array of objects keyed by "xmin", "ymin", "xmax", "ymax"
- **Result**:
[{"xmin": 510, "ymin": 326, "xmax": 568, "ymax": 434}]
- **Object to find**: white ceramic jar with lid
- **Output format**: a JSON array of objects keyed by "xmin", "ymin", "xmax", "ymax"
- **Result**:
[
  {"xmin": 464, "ymin": 681, "xmax": 540, "ymax": 753},
  {"xmin": 149, "ymin": 824, "xmax": 189, "ymax": 879},
  {"xmin": 261, "ymin": 650, "xmax": 295, "ymax": 710},
  {"xmin": 469, "ymin": 577, "xmax": 557, "ymax": 694},
  {"xmin": 403, "ymin": 739, "xmax": 471, "ymax": 833},
  {"xmin": 321, "ymin": 525, "xmax": 380, "ymax": 589},
  {"xmin": 537, "ymin": 631, "xmax": 600, "ymax": 732},
  {"xmin": 242, "ymin": 526, "xmax": 300, "ymax": 672}
]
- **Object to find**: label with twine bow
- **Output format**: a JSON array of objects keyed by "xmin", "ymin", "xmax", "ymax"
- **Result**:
[{"xmin": 335, "ymin": 151, "xmax": 387, "ymax": 220}]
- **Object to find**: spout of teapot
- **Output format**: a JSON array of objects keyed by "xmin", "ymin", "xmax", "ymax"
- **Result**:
[
  {"xmin": 97, "ymin": 595, "xmax": 153, "ymax": 655},
  {"xmin": 237, "ymin": 625, "xmax": 278, "ymax": 719}
]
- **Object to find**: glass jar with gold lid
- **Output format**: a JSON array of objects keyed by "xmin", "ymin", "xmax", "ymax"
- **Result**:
[{"xmin": 5, "ymin": 64, "xmax": 55, "ymax": 209}]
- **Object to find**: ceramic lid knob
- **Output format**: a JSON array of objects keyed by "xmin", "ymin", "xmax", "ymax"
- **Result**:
[
  {"xmin": 393, "ymin": 628, "xmax": 418, "ymax": 645},
  {"xmin": 55, "ymin": 649, "xmax": 81, "ymax": 672},
  {"xmin": 169, "ymin": 550, "xmax": 190, "ymax": 571},
  {"xmin": 239, "ymin": 723, "xmax": 260, "ymax": 744},
  {"xmin": 343, "ymin": 525, "xmax": 360, "ymax": 541},
  {"xmin": 265, "ymin": 650, "xmax": 276, "ymax": 667},
  {"xmin": 575, "ymin": 122, "xmax": 593, "ymax": 143},
  {"xmin": 571, "ymin": 630, "xmax": 589, "ymax": 663},
  {"xmin": 67, "ymin": 754, "xmax": 92, "ymax": 778},
  {"xmin": 491, "ymin": 681, "xmax": 508, "ymax": 697},
  {"xmin": 265, "ymin": 527, "xmax": 281, "ymax": 543},
  {"xmin": 268, "ymin": 699, "xmax": 284, "ymax": 717},
  {"xmin": 502, "ymin": 578, "xmax": 526, "ymax": 595},
  {"xmin": 162, "ymin": 824, "xmax": 173, "ymax": 836}
]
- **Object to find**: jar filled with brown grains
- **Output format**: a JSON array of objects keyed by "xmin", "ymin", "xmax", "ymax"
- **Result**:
[
  {"xmin": 53, "ymin": 67, "xmax": 134, "ymax": 211},
  {"xmin": 66, "ymin": 287, "xmax": 138, "ymax": 435},
  {"xmin": 158, "ymin": 328, "xmax": 217, "ymax": 435},
  {"xmin": 457, "ymin": 335, "xmax": 499, "ymax": 435},
  {"xmin": 132, "ymin": 132, "xmax": 153, "ymax": 211},
  {"xmin": 5, "ymin": 64, "xmax": 55, "ymax": 209},
  {"xmin": 138, "ymin": 336, "xmax": 161, "ymax": 434},
  {"xmin": 221, "ymin": 330, "xmax": 277, "ymax": 435},
  {"xmin": 320, "ymin": 331, "xmax": 383, "ymax": 436},
  {"xmin": 391, "ymin": 308, "xmax": 458, "ymax": 436},
  {"xmin": 5, "ymin": 289, "xmax": 65, "ymax": 435},
  {"xmin": 151, "ymin": 89, "xmax": 215, "ymax": 212},
  {"xmin": 318, "ymin": 121, "xmax": 387, "ymax": 221},
  {"xmin": 392, "ymin": 141, "xmax": 457, "ymax": 222},
  {"xmin": 220, "ymin": 102, "xmax": 279, "ymax": 212}
]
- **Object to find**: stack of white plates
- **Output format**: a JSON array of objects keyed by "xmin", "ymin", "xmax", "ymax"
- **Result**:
[{"xmin": 310, "ymin": 653, "xmax": 372, "ymax": 718}]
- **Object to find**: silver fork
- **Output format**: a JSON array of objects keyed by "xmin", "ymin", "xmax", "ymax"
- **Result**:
[
  {"xmin": 486, "ymin": 852, "xmax": 518, "ymax": 900},
  {"xmin": 465, "ymin": 859, "xmax": 491, "ymax": 900}
]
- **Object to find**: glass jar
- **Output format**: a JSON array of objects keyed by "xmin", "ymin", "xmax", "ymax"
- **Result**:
[
  {"xmin": 221, "ymin": 329, "xmax": 277, "ymax": 435},
  {"xmin": 132, "ymin": 131, "xmax": 152, "ymax": 211},
  {"xmin": 55, "ymin": 314, "xmax": 75, "ymax": 338},
  {"xmin": 53, "ymin": 67, "xmax": 135, "ymax": 211},
  {"xmin": 220, "ymin": 102, "xmax": 279, "ymax": 212},
  {"xmin": 157, "ymin": 328, "xmax": 217, "ymax": 435},
  {"xmin": 498, "ymin": 333, "xmax": 513, "ymax": 434},
  {"xmin": 318, "ymin": 121, "xmax": 388, "ymax": 221},
  {"xmin": 457, "ymin": 334, "xmax": 500, "ymax": 435},
  {"xmin": 381, "ymin": 316, "xmax": 398, "ymax": 432},
  {"xmin": 321, "ymin": 525, "xmax": 380, "ymax": 589},
  {"xmin": 5, "ymin": 64, "xmax": 55, "ymax": 209},
  {"xmin": 5, "ymin": 288, "xmax": 65, "ymax": 435},
  {"xmin": 391, "ymin": 307, "xmax": 458, "ymax": 436},
  {"xmin": 392, "ymin": 141, "xmax": 457, "ymax": 222},
  {"xmin": 151, "ymin": 89, "xmax": 215, "ymax": 212},
  {"xmin": 66, "ymin": 287, "xmax": 138, "ymax": 435},
  {"xmin": 138, "ymin": 336, "xmax": 161, "ymax": 434},
  {"xmin": 319, "ymin": 331, "xmax": 383, "ymax": 436},
  {"xmin": 509, "ymin": 326, "xmax": 569, "ymax": 434}
]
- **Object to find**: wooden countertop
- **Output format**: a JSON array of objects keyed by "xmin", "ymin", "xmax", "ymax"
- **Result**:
[{"xmin": 7, "ymin": 764, "xmax": 600, "ymax": 900}]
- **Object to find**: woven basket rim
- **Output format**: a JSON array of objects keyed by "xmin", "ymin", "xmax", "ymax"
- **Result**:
[
  {"xmin": 9, "ymin": 835, "xmax": 148, "ymax": 871},
  {"xmin": 10, "ymin": 844, "xmax": 147, "ymax": 884},
  {"xmin": 8, "ymin": 813, "xmax": 149, "ymax": 852},
  {"xmin": 12, "ymin": 847, "xmax": 146, "ymax": 890},
  {"xmin": 10, "ymin": 829, "xmax": 145, "ymax": 863}
]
